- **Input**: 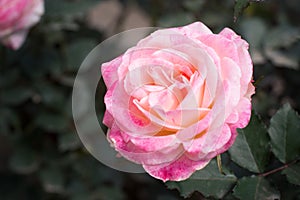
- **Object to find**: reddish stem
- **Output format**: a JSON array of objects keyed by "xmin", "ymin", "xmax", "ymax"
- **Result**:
[{"xmin": 259, "ymin": 159, "xmax": 298, "ymax": 177}]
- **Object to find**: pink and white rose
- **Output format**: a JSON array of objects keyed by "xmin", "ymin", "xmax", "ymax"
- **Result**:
[
  {"xmin": 0, "ymin": 0, "xmax": 44, "ymax": 50},
  {"xmin": 102, "ymin": 22, "xmax": 255, "ymax": 181}
]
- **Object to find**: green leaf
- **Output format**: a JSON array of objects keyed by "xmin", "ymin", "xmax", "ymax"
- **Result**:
[
  {"xmin": 39, "ymin": 167, "xmax": 64, "ymax": 194},
  {"xmin": 166, "ymin": 160, "xmax": 237, "ymax": 199},
  {"xmin": 280, "ymin": 181, "xmax": 300, "ymax": 200},
  {"xmin": 66, "ymin": 39, "xmax": 97, "ymax": 71},
  {"xmin": 92, "ymin": 186, "xmax": 125, "ymax": 200},
  {"xmin": 58, "ymin": 132, "xmax": 81, "ymax": 152},
  {"xmin": 239, "ymin": 18, "xmax": 267, "ymax": 64},
  {"xmin": 158, "ymin": 12, "xmax": 195, "ymax": 27},
  {"xmin": 282, "ymin": 162, "xmax": 300, "ymax": 186},
  {"xmin": 240, "ymin": 18, "xmax": 267, "ymax": 48},
  {"xmin": 233, "ymin": 176, "xmax": 280, "ymax": 200},
  {"xmin": 268, "ymin": 103, "xmax": 300, "ymax": 163},
  {"xmin": 229, "ymin": 113, "xmax": 269, "ymax": 173},
  {"xmin": 234, "ymin": 0, "xmax": 249, "ymax": 21},
  {"xmin": 0, "ymin": 69, "xmax": 19, "ymax": 88},
  {"xmin": 1, "ymin": 86, "xmax": 33, "ymax": 105},
  {"xmin": 0, "ymin": 107, "xmax": 20, "ymax": 135},
  {"xmin": 264, "ymin": 25, "xmax": 300, "ymax": 69},
  {"xmin": 9, "ymin": 146, "xmax": 39, "ymax": 174},
  {"xmin": 66, "ymin": 180, "xmax": 90, "ymax": 200},
  {"xmin": 35, "ymin": 112, "xmax": 68, "ymax": 133},
  {"xmin": 183, "ymin": 0, "xmax": 205, "ymax": 12},
  {"xmin": 35, "ymin": 82, "xmax": 66, "ymax": 110},
  {"xmin": 45, "ymin": 0, "xmax": 101, "ymax": 16}
]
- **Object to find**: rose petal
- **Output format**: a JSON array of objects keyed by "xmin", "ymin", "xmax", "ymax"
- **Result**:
[
  {"xmin": 199, "ymin": 34, "xmax": 239, "ymax": 65},
  {"xmin": 143, "ymin": 154, "xmax": 210, "ymax": 182},
  {"xmin": 103, "ymin": 111, "xmax": 114, "ymax": 127},
  {"xmin": 1, "ymin": 29, "xmax": 28, "ymax": 49},
  {"xmin": 105, "ymin": 82, "xmax": 165, "ymax": 136},
  {"xmin": 170, "ymin": 21, "xmax": 213, "ymax": 39},
  {"xmin": 183, "ymin": 123, "xmax": 232, "ymax": 160},
  {"xmin": 220, "ymin": 57, "xmax": 242, "ymax": 118},
  {"xmin": 108, "ymin": 123, "xmax": 184, "ymax": 165},
  {"xmin": 133, "ymin": 99, "xmax": 183, "ymax": 130},
  {"xmin": 228, "ymin": 97, "xmax": 252, "ymax": 130},
  {"xmin": 102, "ymin": 56, "xmax": 122, "ymax": 88},
  {"xmin": 155, "ymin": 107, "xmax": 210, "ymax": 128},
  {"xmin": 219, "ymin": 28, "xmax": 253, "ymax": 95}
]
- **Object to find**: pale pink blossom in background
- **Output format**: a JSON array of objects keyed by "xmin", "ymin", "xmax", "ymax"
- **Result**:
[
  {"xmin": 102, "ymin": 22, "xmax": 255, "ymax": 181},
  {"xmin": 0, "ymin": 0, "xmax": 44, "ymax": 50}
]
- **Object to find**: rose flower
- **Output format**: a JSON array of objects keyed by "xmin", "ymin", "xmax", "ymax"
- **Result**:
[
  {"xmin": 0, "ymin": 0, "xmax": 44, "ymax": 50},
  {"xmin": 102, "ymin": 22, "xmax": 255, "ymax": 181}
]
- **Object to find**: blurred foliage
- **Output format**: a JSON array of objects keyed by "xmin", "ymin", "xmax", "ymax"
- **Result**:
[
  {"xmin": 1, "ymin": 0, "xmax": 300, "ymax": 199},
  {"xmin": 166, "ymin": 160, "xmax": 237, "ymax": 199}
]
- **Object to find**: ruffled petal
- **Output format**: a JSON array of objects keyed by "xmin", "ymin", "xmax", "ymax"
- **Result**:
[
  {"xmin": 219, "ymin": 28, "xmax": 253, "ymax": 95},
  {"xmin": 183, "ymin": 123, "xmax": 232, "ymax": 160},
  {"xmin": 108, "ymin": 123, "xmax": 184, "ymax": 165},
  {"xmin": 172, "ymin": 21, "xmax": 213, "ymax": 38},
  {"xmin": 1, "ymin": 29, "xmax": 28, "ymax": 50},
  {"xmin": 102, "ymin": 56, "xmax": 122, "ymax": 88},
  {"xmin": 143, "ymin": 154, "xmax": 210, "ymax": 182}
]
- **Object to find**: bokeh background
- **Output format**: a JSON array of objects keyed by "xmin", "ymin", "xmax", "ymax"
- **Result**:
[{"xmin": 1, "ymin": 0, "xmax": 300, "ymax": 199}]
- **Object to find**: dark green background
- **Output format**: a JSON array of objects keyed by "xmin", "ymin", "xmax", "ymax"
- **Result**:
[{"xmin": 1, "ymin": 0, "xmax": 300, "ymax": 199}]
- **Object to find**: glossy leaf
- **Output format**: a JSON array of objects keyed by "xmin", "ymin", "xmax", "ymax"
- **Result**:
[
  {"xmin": 282, "ymin": 162, "xmax": 300, "ymax": 186},
  {"xmin": 229, "ymin": 113, "xmax": 269, "ymax": 173},
  {"xmin": 166, "ymin": 160, "xmax": 237, "ymax": 199},
  {"xmin": 268, "ymin": 104, "xmax": 300, "ymax": 163},
  {"xmin": 233, "ymin": 176, "xmax": 280, "ymax": 200}
]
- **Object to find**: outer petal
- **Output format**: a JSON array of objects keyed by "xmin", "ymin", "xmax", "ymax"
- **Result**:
[
  {"xmin": 101, "ymin": 56, "xmax": 122, "ymax": 88},
  {"xmin": 220, "ymin": 57, "xmax": 242, "ymax": 118},
  {"xmin": 1, "ymin": 29, "xmax": 28, "ymax": 49},
  {"xmin": 228, "ymin": 97, "xmax": 252, "ymax": 130},
  {"xmin": 130, "ymin": 133, "xmax": 178, "ymax": 152},
  {"xmin": 143, "ymin": 154, "xmax": 210, "ymax": 182},
  {"xmin": 198, "ymin": 33, "xmax": 239, "ymax": 66},
  {"xmin": 108, "ymin": 123, "xmax": 184, "ymax": 165},
  {"xmin": 219, "ymin": 28, "xmax": 253, "ymax": 95},
  {"xmin": 18, "ymin": 0, "xmax": 44, "ymax": 29},
  {"xmin": 223, "ymin": 98, "xmax": 252, "ymax": 158},
  {"xmin": 103, "ymin": 111, "xmax": 114, "ymax": 128},
  {"xmin": 0, "ymin": 0, "xmax": 27, "ymax": 32},
  {"xmin": 172, "ymin": 21, "xmax": 213, "ymax": 38},
  {"xmin": 183, "ymin": 123, "xmax": 232, "ymax": 160}
]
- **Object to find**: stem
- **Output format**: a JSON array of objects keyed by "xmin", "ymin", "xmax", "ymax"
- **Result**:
[
  {"xmin": 259, "ymin": 159, "xmax": 298, "ymax": 177},
  {"xmin": 217, "ymin": 155, "xmax": 224, "ymax": 174}
]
